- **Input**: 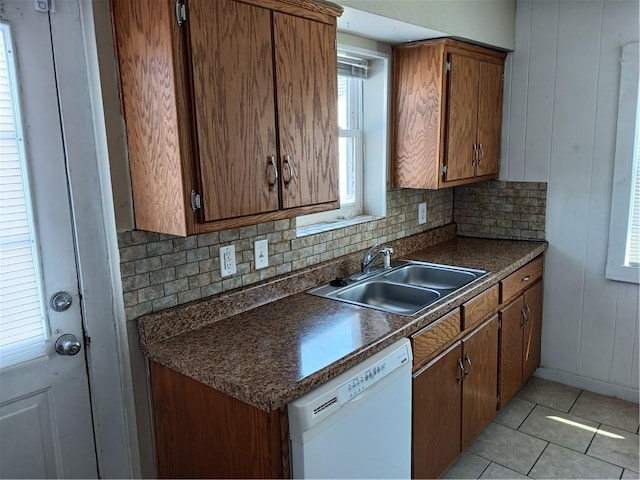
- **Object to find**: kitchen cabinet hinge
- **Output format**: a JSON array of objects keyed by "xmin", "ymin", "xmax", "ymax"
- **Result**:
[
  {"xmin": 441, "ymin": 164, "xmax": 448, "ymax": 176},
  {"xmin": 175, "ymin": 0, "xmax": 187, "ymax": 26},
  {"xmin": 445, "ymin": 61, "xmax": 451, "ymax": 73},
  {"xmin": 191, "ymin": 190, "xmax": 201, "ymax": 213}
]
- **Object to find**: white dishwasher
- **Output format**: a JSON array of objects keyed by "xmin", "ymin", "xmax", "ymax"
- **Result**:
[{"xmin": 288, "ymin": 338, "xmax": 412, "ymax": 479}]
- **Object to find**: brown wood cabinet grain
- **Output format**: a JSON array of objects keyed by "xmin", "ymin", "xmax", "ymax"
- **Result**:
[
  {"xmin": 498, "ymin": 260, "xmax": 544, "ymax": 409},
  {"xmin": 462, "ymin": 284, "xmax": 499, "ymax": 331},
  {"xmin": 274, "ymin": 13, "xmax": 338, "ymax": 209},
  {"xmin": 412, "ymin": 314, "xmax": 499, "ymax": 478},
  {"xmin": 392, "ymin": 39, "xmax": 506, "ymax": 190},
  {"xmin": 412, "ymin": 342, "xmax": 463, "ymax": 479},
  {"xmin": 110, "ymin": 0, "xmax": 341, "ymax": 236},
  {"xmin": 411, "ymin": 308, "xmax": 461, "ymax": 369},
  {"xmin": 461, "ymin": 315, "xmax": 499, "ymax": 449},
  {"xmin": 523, "ymin": 281, "xmax": 543, "ymax": 382},
  {"xmin": 498, "ymin": 295, "xmax": 525, "ymax": 406},
  {"xmin": 150, "ymin": 361, "xmax": 289, "ymax": 478}
]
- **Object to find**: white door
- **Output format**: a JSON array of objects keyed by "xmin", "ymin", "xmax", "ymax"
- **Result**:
[{"xmin": 0, "ymin": 1, "xmax": 98, "ymax": 478}]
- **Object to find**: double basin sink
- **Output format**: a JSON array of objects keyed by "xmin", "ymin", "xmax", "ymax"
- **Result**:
[{"xmin": 308, "ymin": 261, "xmax": 488, "ymax": 316}]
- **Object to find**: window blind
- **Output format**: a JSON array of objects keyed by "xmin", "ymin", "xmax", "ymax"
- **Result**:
[
  {"xmin": 0, "ymin": 22, "xmax": 47, "ymax": 369},
  {"xmin": 338, "ymin": 52, "xmax": 368, "ymax": 79}
]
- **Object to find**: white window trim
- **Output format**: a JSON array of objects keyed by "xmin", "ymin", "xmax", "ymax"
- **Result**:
[
  {"xmin": 606, "ymin": 42, "xmax": 640, "ymax": 284},
  {"xmin": 297, "ymin": 44, "xmax": 390, "ymax": 236}
]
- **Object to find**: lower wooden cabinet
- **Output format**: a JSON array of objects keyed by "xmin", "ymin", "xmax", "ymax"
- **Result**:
[
  {"xmin": 412, "ymin": 316, "xmax": 499, "ymax": 478},
  {"xmin": 499, "ymin": 280, "xmax": 543, "ymax": 407},
  {"xmin": 149, "ymin": 362, "xmax": 289, "ymax": 479},
  {"xmin": 412, "ymin": 342, "xmax": 463, "ymax": 479},
  {"xmin": 461, "ymin": 316, "xmax": 499, "ymax": 449}
]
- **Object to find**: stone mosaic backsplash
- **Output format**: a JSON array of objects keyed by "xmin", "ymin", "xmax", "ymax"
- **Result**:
[
  {"xmin": 118, "ymin": 188, "xmax": 453, "ymax": 320},
  {"xmin": 454, "ymin": 181, "xmax": 547, "ymax": 240}
]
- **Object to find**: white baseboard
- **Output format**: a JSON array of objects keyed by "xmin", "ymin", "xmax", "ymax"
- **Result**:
[{"xmin": 535, "ymin": 367, "xmax": 639, "ymax": 404}]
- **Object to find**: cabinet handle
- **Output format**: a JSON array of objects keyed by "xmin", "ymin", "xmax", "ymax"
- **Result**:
[
  {"xmin": 464, "ymin": 353, "xmax": 472, "ymax": 376},
  {"xmin": 521, "ymin": 307, "xmax": 527, "ymax": 326},
  {"xmin": 456, "ymin": 358, "xmax": 465, "ymax": 382},
  {"xmin": 267, "ymin": 155, "xmax": 278, "ymax": 192},
  {"xmin": 522, "ymin": 275, "xmax": 531, "ymax": 282},
  {"xmin": 478, "ymin": 143, "xmax": 484, "ymax": 164},
  {"xmin": 526, "ymin": 304, "xmax": 531, "ymax": 316},
  {"xmin": 283, "ymin": 155, "xmax": 295, "ymax": 189},
  {"xmin": 472, "ymin": 144, "xmax": 478, "ymax": 166}
]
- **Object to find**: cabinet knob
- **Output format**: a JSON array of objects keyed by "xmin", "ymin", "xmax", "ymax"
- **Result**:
[
  {"xmin": 464, "ymin": 353, "xmax": 472, "ymax": 376},
  {"xmin": 266, "ymin": 155, "xmax": 278, "ymax": 192},
  {"xmin": 456, "ymin": 358, "xmax": 465, "ymax": 382},
  {"xmin": 283, "ymin": 155, "xmax": 296, "ymax": 189}
]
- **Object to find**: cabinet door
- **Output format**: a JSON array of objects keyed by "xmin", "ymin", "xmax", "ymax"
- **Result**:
[
  {"xmin": 274, "ymin": 13, "xmax": 338, "ymax": 209},
  {"xmin": 476, "ymin": 61, "xmax": 504, "ymax": 177},
  {"xmin": 499, "ymin": 296, "xmax": 525, "ymax": 408},
  {"xmin": 523, "ymin": 281, "xmax": 543, "ymax": 381},
  {"xmin": 445, "ymin": 53, "xmax": 478, "ymax": 182},
  {"xmin": 189, "ymin": 0, "xmax": 279, "ymax": 221},
  {"xmin": 412, "ymin": 342, "xmax": 462, "ymax": 479},
  {"xmin": 461, "ymin": 315, "xmax": 498, "ymax": 449}
]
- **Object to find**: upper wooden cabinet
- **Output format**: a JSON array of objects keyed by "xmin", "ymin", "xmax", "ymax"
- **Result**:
[
  {"xmin": 111, "ymin": 0, "xmax": 341, "ymax": 236},
  {"xmin": 392, "ymin": 39, "xmax": 506, "ymax": 190}
]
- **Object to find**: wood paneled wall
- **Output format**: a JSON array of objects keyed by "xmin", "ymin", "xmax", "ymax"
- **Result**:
[{"xmin": 500, "ymin": 0, "xmax": 639, "ymax": 400}]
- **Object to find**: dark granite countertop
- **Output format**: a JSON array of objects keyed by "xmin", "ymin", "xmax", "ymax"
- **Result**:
[{"xmin": 139, "ymin": 235, "xmax": 546, "ymax": 411}]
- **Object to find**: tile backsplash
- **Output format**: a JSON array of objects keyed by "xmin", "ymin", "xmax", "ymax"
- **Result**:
[
  {"xmin": 119, "ymin": 188, "xmax": 453, "ymax": 320},
  {"xmin": 118, "ymin": 181, "xmax": 548, "ymax": 321},
  {"xmin": 454, "ymin": 181, "xmax": 547, "ymax": 240}
]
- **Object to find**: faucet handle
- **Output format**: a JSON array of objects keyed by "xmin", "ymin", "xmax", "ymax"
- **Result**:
[{"xmin": 363, "ymin": 243, "xmax": 381, "ymax": 263}]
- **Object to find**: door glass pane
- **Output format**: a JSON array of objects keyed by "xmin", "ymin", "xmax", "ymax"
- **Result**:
[{"xmin": 0, "ymin": 22, "xmax": 47, "ymax": 369}]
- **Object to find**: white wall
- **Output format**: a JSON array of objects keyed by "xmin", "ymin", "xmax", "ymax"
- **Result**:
[
  {"xmin": 501, "ymin": 0, "xmax": 639, "ymax": 401},
  {"xmin": 340, "ymin": 0, "xmax": 515, "ymax": 50}
]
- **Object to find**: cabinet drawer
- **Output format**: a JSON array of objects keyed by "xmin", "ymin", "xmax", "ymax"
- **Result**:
[
  {"xmin": 500, "ymin": 256, "xmax": 543, "ymax": 304},
  {"xmin": 461, "ymin": 285, "xmax": 499, "ymax": 331},
  {"xmin": 411, "ymin": 309, "xmax": 461, "ymax": 369}
]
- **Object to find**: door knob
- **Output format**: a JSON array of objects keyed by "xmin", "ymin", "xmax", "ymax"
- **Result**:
[
  {"xmin": 55, "ymin": 334, "xmax": 82, "ymax": 356},
  {"xmin": 50, "ymin": 291, "xmax": 72, "ymax": 312}
]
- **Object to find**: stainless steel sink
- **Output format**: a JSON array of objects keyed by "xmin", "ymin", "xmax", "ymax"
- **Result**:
[
  {"xmin": 307, "ymin": 260, "xmax": 488, "ymax": 316},
  {"xmin": 335, "ymin": 281, "xmax": 440, "ymax": 316},
  {"xmin": 383, "ymin": 263, "xmax": 484, "ymax": 292}
]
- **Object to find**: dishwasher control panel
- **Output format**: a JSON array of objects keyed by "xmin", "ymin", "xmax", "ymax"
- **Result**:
[{"xmin": 337, "ymin": 342, "xmax": 410, "ymax": 404}]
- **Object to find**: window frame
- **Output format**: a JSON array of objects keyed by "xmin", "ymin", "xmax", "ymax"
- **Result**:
[{"xmin": 606, "ymin": 41, "xmax": 640, "ymax": 284}]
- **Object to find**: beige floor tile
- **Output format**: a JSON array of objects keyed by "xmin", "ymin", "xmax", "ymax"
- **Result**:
[
  {"xmin": 621, "ymin": 469, "xmax": 640, "ymax": 479},
  {"xmin": 443, "ymin": 452, "xmax": 490, "ymax": 479},
  {"xmin": 495, "ymin": 398, "xmax": 536, "ymax": 429},
  {"xmin": 516, "ymin": 378, "xmax": 581, "ymax": 413},
  {"xmin": 529, "ymin": 443, "xmax": 622, "ymax": 479},
  {"xmin": 587, "ymin": 425, "xmax": 640, "ymax": 472},
  {"xmin": 519, "ymin": 405, "xmax": 598, "ymax": 452},
  {"xmin": 468, "ymin": 423, "xmax": 547, "ymax": 475},
  {"xmin": 570, "ymin": 390, "xmax": 639, "ymax": 434},
  {"xmin": 479, "ymin": 462, "xmax": 530, "ymax": 479}
]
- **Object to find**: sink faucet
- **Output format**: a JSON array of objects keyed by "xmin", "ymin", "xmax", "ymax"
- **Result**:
[{"xmin": 361, "ymin": 244, "xmax": 395, "ymax": 274}]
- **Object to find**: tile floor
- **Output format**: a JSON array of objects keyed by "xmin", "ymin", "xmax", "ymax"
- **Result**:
[{"xmin": 444, "ymin": 378, "xmax": 640, "ymax": 479}]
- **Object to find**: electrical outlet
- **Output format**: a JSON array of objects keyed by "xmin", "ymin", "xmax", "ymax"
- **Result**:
[
  {"xmin": 254, "ymin": 239, "xmax": 269, "ymax": 270},
  {"xmin": 418, "ymin": 202, "xmax": 427, "ymax": 225},
  {"xmin": 219, "ymin": 245, "xmax": 237, "ymax": 277}
]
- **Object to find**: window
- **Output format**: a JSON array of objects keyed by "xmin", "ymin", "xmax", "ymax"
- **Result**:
[
  {"xmin": 606, "ymin": 42, "xmax": 640, "ymax": 283},
  {"xmin": 0, "ymin": 22, "xmax": 48, "ymax": 369},
  {"xmin": 337, "ymin": 73, "xmax": 363, "ymax": 217},
  {"xmin": 297, "ymin": 45, "xmax": 389, "ymax": 235}
]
